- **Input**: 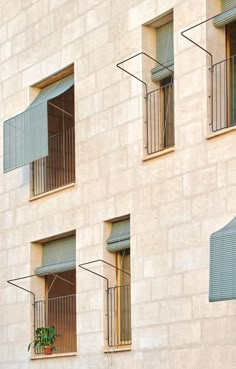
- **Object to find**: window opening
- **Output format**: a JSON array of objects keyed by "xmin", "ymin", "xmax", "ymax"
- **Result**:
[
  {"xmin": 181, "ymin": 5, "xmax": 236, "ymax": 132},
  {"xmin": 32, "ymin": 82, "xmax": 75, "ymax": 196},
  {"xmin": 117, "ymin": 52, "xmax": 174, "ymax": 155},
  {"xmin": 79, "ymin": 259, "xmax": 131, "ymax": 348}
]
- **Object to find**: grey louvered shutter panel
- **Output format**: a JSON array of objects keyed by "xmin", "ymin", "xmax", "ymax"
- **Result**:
[
  {"xmin": 209, "ymin": 217, "xmax": 236, "ymax": 301},
  {"xmin": 151, "ymin": 21, "xmax": 174, "ymax": 82},
  {"xmin": 35, "ymin": 235, "xmax": 76, "ymax": 276},
  {"xmin": 107, "ymin": 219, "xmax": 130, "ymax": 253},
  {"xmin": 214, "ymin": 0, "xmax": 236, "ymax": 27},
  {"xmin": 3, "ymin": 74, "xmax": 74, "ymax": 173}
]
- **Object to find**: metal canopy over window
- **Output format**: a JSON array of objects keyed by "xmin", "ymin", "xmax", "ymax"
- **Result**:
[
  {"xmin": 3, "ymin": 74, "xmax": 74, "ymax": 173},
  {"xmin": 209, "ymin": 217, "xmax": 236, "ymax": 302},
  {"xmin": 106, "ymin": 219, "xmax": 130, "ymax": 253},
  {"xmin": 35, "ymin": 235, "xmax": 76, "ymax": 276},
  {"xmin": 151, "ymin": 21, "xmax": 174, "ymax": 81},
  {"xmin": 214, "ymin": 0, "xmax": 236, "ymax": 27}
]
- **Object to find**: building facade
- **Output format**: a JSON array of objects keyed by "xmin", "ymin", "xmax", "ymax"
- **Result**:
[{"xmin": 1, "ymin": 0, "xmax": 236, "ymax": 368}]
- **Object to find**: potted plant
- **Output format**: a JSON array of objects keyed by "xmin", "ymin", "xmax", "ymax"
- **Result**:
[{"xmin": 28, "ymin": 326, "xmax": 58, "ymax": 355}]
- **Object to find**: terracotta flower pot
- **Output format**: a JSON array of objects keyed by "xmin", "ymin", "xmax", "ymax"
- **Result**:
[{"xmin": 44, "ymin": 346, "xmax": 52, "ymax": 355}]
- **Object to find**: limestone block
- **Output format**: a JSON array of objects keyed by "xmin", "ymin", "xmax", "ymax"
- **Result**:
[
  {"xmin": 177, "ymin": 120, "xmax": 203, "ymax": 149},
  {"xmin": 178, "ymin": 68, "xmax": 204, "ymax": 99},
  {"xmin": 1, "ymin": 0, "xmax": 22, "ymax": 24},
  {"xmin": 0, "ymin": 41, "xmax": 11, "ymax": 63},
  {"xmin": 202, "ymin": 317, "xmax": 236, "ymax": 344},
  {"xmin": 183, "ymin": 269, "xmax": 208, "ymax": 295},
  {"xmin": 183, "ymin": 166, "xmax": 217, "ymax": 197},
  {"xmin": 132, "ymin": 208, "xmax": 159, "ymax": 234},
  {"xmin": 62, "ymin": 39, "xmax": 83, "ymax": 66},
  {"xmin": 22, "ymin": 63, "xmax": 42, "ymax": 87},
  {"xmin": 53, "ymin": 0, "xmax": 79, "ymax": 30},
  {"xmin": 226, "ymin": 185, "xmax": 236, "ymax": 211},
  {"xmin": 217, "ymin": 162, "xmax": 227, "ymax": 188},
  {"xmin": 0, "ymin": 193, "xmax": 9, "ymax": 213},
  {"xmin": 151, "ymin": 274, "xmax": 182, "ymax": 300},
  {"xmin": 79, "ymin": 332, "xmax": 103, "ymax": 354},
  {"xmin": 78, "ymin": 311, "xmax": 101, "ymax": 333},
  {"xmin": 85, "ymin": 0, "xmax": 111, "ymax": 33},
  {"xmin": 174, "ymin": 247, "xmax": 208, "ymax": 273},
  {"xmin": 143, "ymin": 253, "xmax": 173, "ymax": 278},
  {"xmin": 159, "ymin": 199, "xmax": 191, "ymax": 227},
  {"xmin": 227, "ymin": 158, "xmax": 236, "ymax": 185},
  {"xmin": 132, "ymin": 280, "xmax": 151, "ymax": 304},
  {"xmin": 88, "ymin": 197, "xmax": 115, "ymax": 223},
  {"xmin": 114, "ymin": 190, "xmax": 134, "ymax": 216},
  {"xmin": 90, "ymin": 42, "xmax": 116, "ymax": 72},
  {"xmin": 27, "ymin": 0, "xmax": 48, "ymax": 26},
  {"xmin": 7, "ymin": 12, "xmax": 27, "ymax": 38},
  {"xmin": 108, "ymin": 169, "xmax": 134, "ymax": 196},
  {"xmin": 79, "ymin": 91, "xmax": 103, "ymax": 120},
  {"xmin": 192, "ymin": 189, "xmax": 226, "ymax": 219},
  {"xmin": 193, "ymin": 294, "xmax": 227, "ymax": 319},
  {"xmin": 137, "ymin": 325, "xmax": 168, "ymax": 349},
  {"xmin": 2, "ymin": 74, "xmax": 22, "ymax": 99},
  {"xmin": 1, "ymin": 57, "xmax": 17, "ymax": 81},
  {"xmin": 143, "ymin": 350, "xmax": 170, "ymax": 369},
  {"xmin": 77, "ymin": 74, "xmax": 96, "ymax": 99},
  {"xmin": 0, "ymin": 24, "xmax": 7, "ymax": 45},
  {"xmin": 18, "ymin": 45, "xmax": 40, "ymax": 71},
  {"xmin": 160, "ymin": 298, "xmax": 192, "ymax": 323},
  {"xmin": 62, "ymin": 15, "xmax": 85, "ymax": 46},
  {"xmin": 96, "ymin": 63, "xmax": 120, "ymax": 90},
  {"xmin": 127, "ymin": 0, "xmax": 157, "ymax": 31},
  {"xmin": 169, "ymin": 321, "xmax": 201, "ymax": 346},
  {"xmin": 83, "ymin": 25, "xmax": 109, "ymax": 54},
  {"xmin": 133, "ymin": 301, "xmax": 160, "ymax": 327},
  {"xmin": 168, "ymin": 222, "xmax": 201, "ymax": 250},
  {"xmin": 152, "ymin": 176, "xmax": 183, "ymax": 206},
  {"xmin": 49, "ymin": 0, "xmax": 68, "ymax": 10},
  {"xmin": 32, "ymin": 14, "xmax": 54, "ymax": 43}
]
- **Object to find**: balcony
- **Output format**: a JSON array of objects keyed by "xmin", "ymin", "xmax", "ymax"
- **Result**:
[
  {"xmin": 31, "ymin": 127, "xmax": 75, "ymax": 196},
  {"xmin": 107, "ymin": 285, "xmax": 131, "ymax": 347},
  {"xmin": 34, "ymin": 294, "xmax": 76, "ymax": 354},
  {"xmin": 146, "ymin": 81, "xmax": 174, "ymax": 155},
  {"xmin": 212, "ymin": 55, "xmax": 236, "ymax": 132}
]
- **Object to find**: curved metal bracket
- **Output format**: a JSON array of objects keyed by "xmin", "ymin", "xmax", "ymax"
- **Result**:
[{"xmin": 117, "ymin": 51, "xmax": 174, "ymax": 96}]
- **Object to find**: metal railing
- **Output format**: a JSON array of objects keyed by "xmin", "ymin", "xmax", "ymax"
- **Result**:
[
  {"xmin": 211, "ymin": 54, "xmax": 236, "ymax": 132},
  {"xmin": 108, "ymin": 285, "xmax": 131, "ymax": 347},
  {"xmin": 146, "ymin": 82, "xmax": 174, "ymax": 155},
  {"xmin": 32, "ymin": 127, "xmax": 75, "ymax": 196},
  {"xmin": 34, "ymin": 294, "xmax": 76, "ymax": 354}
]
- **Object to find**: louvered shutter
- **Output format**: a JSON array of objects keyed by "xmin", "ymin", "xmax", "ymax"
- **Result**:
[
  {"xmin": 3, "ymin": 74, "xmax": 74, "ymax": 173},
  {"xmin": 151, "ymin": 21, "xmax": 174, "ymax": 82},
  {"xmin": 214, "ymin": 0, "xmax": 236, "ymax": 27},
  {"xmin": 35, "ymin": 235, "xmax": 76, "ymax": 276},
  {"xmin": 106, "ymin": 219, "xmax": 130, "ymax": 253},
  {"xmin": 209, "ymin": 217, "xmax": 236, "ymax": 301}
]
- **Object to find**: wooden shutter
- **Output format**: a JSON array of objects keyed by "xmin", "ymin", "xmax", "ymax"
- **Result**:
[
  {"xmin": 151, "ymin": 21, "xmax": 174, "ymax": 82},
  {"xmin": 3, "ymin": 74, "xmax": 74, "ymax": 172},
  {"xmin": 214, "ymin": 0, "xmax": 236, "ymax": 27},
  {"xmin": 107, "ymin": 219, "xmax": 130, "ymax": 253},
  {"xmin": 209, "ymin": 217, "xmax": 236, "ymax": 301},
  {"xmin": 35, "ymin": 235, "xmax": 76, "ymax": 276}
]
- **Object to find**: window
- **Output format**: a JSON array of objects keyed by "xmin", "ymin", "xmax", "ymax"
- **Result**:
[
  {"xmin": 3, "ymin": 72, "xmax": 75, "ymax": 197},
  {"xmin": 146, "ymin": 19, "xmax": 174, "ymax": 155},
  {"xmin": 209, "ymin": 217, "xmax": 236, "ymax": 302},
  {"xmin": 32, "ymin": 79, "xmax": 75, "ymax": 196},
  {"xmin": 34, "ymin": 235, "xmax": 76, "ymax": 355},
  {"xmin": 106, "ymin": 219, "xmax": 131, "ymax": 348},
  {"xmin": 212, "ymin": 2, "xmax": 236, "ymax": 131}
]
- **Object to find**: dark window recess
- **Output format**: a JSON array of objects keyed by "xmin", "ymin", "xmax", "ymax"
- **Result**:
[
  {"xmin": 31, "ymin": 85, "xmax": 75, "ymax": 196},
  {"xmin": 34, "ymin": 270, "xmax": 76, "ymax": 354}
]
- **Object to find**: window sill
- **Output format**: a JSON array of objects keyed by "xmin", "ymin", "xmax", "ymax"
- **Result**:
[
  {"xmin": 29, "ymin": 182, "xmax": 76, "ymax": 201},
  {"xmin": 207, "ymin": 125, "xmax": 236, "ymax": 140},
  {"xmin": 104, "ymin": 346, "xmax": 131, "ymax": 353},
  {"xmin": 143, "ymin": 146, "xmax": 175, "ymax": 161},
  {"xmin": 30, "ymin": 352, "xmax": 77, "ymax": 360}
]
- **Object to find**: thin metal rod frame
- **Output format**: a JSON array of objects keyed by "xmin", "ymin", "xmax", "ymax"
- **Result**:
[{"xmin": 181, "ymin": 6, "xmax": 236, "ymax": 126}]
